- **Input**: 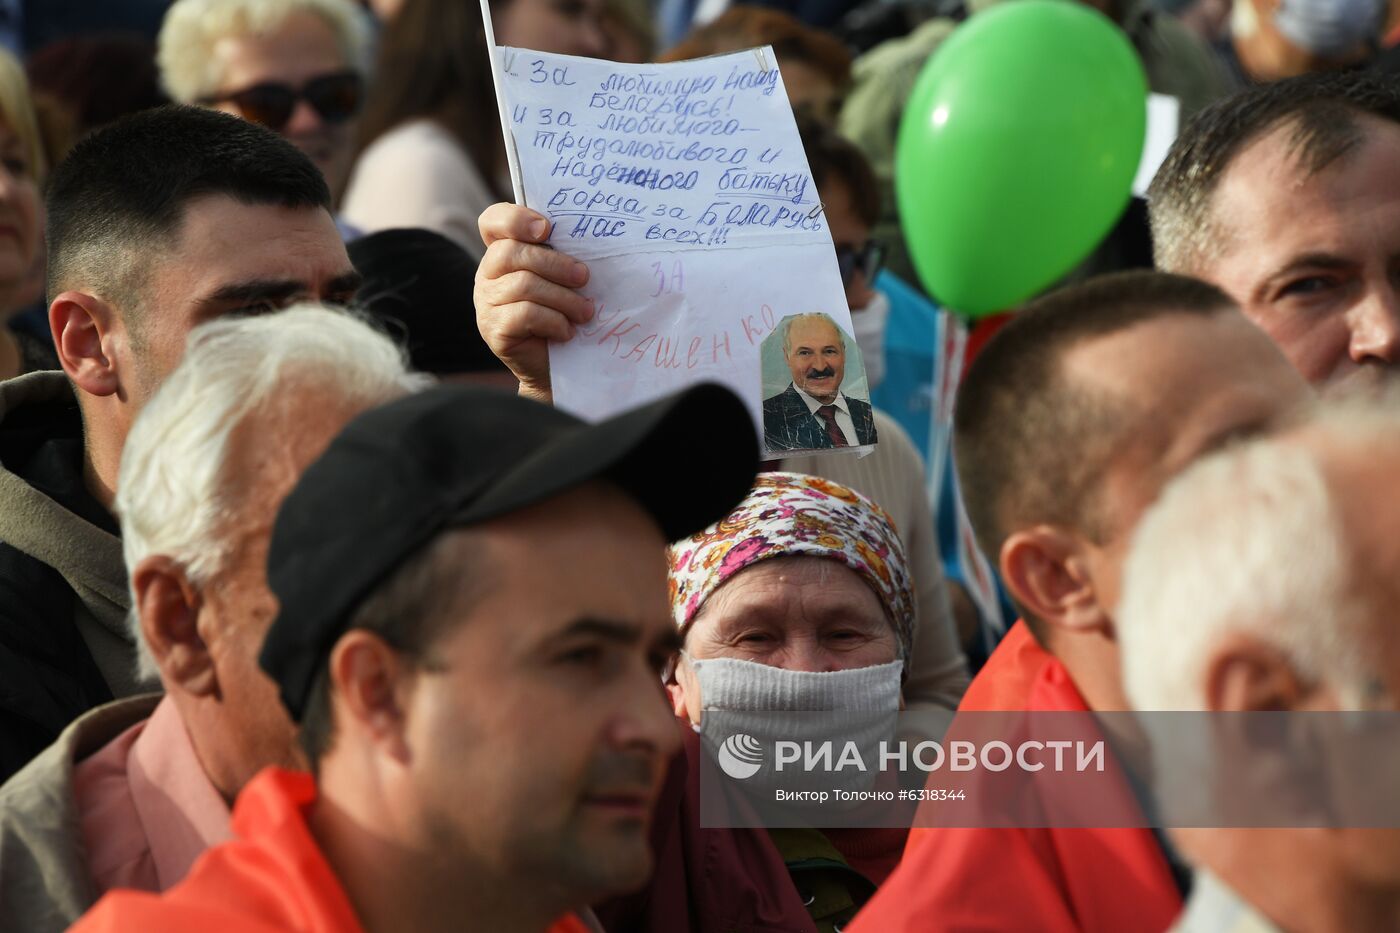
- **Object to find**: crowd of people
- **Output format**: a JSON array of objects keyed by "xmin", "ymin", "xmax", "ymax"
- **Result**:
[{"xmin": 0, "ymin": 0, "xmax": 1394, "ymax": 931}]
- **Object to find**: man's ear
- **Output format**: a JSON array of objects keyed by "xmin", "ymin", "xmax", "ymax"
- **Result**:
[
  {"xmin": 132, "ymin": 554, "xmax": 215, "ymax": 696},
  {"xmin": 328, "ymin": 630, "xmax": 413, "ymax": 763},
  {"xmin": 1000, "ymin": 526, "xmax": 1110, "ymax": 638},
  {"xmin": 1203, "ymin": 633, "xmax": 1307, "ymax": 712},
  {"xmin": 50, "ymin": 290, "xmax": 121, "ymax": 398}
]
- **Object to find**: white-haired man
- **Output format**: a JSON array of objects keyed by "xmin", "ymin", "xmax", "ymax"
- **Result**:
[
  {"xmin": 0, "ymin": 306, "xmax": 423, "ymax": 933},
  {"xmin": 158, "ymin": 0, "xmax": 371, "ymax": 204},
  {"xmin": 1119, "ymin": 402, "xmax": 1400, "ymax": 932}
]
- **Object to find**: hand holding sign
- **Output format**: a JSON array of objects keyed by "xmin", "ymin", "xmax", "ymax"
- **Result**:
[
  {"xmin": 475, "ymin": 204, "xmax": 593, "ymax": 403},
  {"xmin": 483, "ymin": 40, "xmax": 877, "ymax": 456}
]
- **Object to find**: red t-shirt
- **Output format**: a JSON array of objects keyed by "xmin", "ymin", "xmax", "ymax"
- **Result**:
[
  {"xmin": 71, "ymin": 767, "xmax": 593, "ymax": 933},
  {"xmin": 849, "ymin": 621, "xmax": 1183, "ymax": 933}
]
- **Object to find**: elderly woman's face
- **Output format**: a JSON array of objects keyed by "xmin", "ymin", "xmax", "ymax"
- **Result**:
[
  {"xmin": 0, "ymin": 115, "xmax": 40, "ymax": 300},
  {"xmin": 669, "ymin": 556, "xmax": 898, "ymax": 723}
]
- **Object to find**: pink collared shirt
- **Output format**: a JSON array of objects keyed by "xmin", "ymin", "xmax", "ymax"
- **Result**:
[{"xmin": 73, "ymin": 696, "xmax": 233, "ymax": 895}]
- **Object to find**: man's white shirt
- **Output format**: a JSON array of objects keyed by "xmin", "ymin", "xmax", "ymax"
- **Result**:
[{"xmin": 793, "ymin": 385, "xmax": 858, "ymax": 446}]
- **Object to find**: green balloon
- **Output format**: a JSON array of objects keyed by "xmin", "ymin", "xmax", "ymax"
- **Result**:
[{"xmin": 895, "ymin": 0, "xmax": 1147, "ymax": 318}]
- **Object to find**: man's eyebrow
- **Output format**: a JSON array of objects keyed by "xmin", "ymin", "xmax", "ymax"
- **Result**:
[
  {"xmin": 1171, "ymin": 396, "xmax": 1302, "ymax": 471},
  {"xmin": 198, "ymin": 279, "xmax": 307, "ymax": 309},
  {"xmin": 1193, "ymin": 413, "xmax": 1275, "ymax": 460},
  {"xmin": 327, "ymin": 271, "xmax": 364, "ymax": 300},
  {"xmin": 1256, "ymin": 253, "xmax": 1356, "ymax": 297},
  {"xmin": 196, "ymin": 271, "xmax": 366, "ymax": 313},
  {"xmin": 556, "ymin": 617, "xmax": 645, "ymax": 643}
]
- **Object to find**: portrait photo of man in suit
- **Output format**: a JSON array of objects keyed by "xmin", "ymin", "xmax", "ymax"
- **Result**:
[{"xmin": 761, "ymin": 311, "xmax": 877, "ymax": 453}]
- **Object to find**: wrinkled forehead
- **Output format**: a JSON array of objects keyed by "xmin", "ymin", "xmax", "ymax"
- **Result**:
[
  {"xmin": 1207, "ymin": 116, "xmax": 1400, "ymax": 270},
  {"xmin": 687, "ymin": 555, "xmax": 887, "ymax": 631},
  {"xmin": 788, "ymin": 319, "xmax": 841, "ymax": 347},
  {"xmin": 151, "ymin": 195, "xmax": 347, "ymax": 289}
]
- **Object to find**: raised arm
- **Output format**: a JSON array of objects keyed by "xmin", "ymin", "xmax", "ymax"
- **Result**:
[{"xmin": 474, "ymin": 203, "xmax": 596, "ymax": 404}]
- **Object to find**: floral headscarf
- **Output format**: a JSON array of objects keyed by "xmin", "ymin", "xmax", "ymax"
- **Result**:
[{"xmin": 667, "ymin": 472, "xmax": 914, "ymax": 658}]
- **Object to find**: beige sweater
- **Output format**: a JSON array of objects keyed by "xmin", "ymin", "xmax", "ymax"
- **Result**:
[
  {"xmin": 342, "ymin": 119, "xmax": 496, "ymax": 262},
  {"xmin": 781, "ymin": 410, "xmax": 970, "ymax": 710}
]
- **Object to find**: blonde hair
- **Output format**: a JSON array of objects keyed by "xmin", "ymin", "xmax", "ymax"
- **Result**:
[
  {"xmin": 0, "ymin": 49, "xmax": 47, "ymax": 186},
  {"xmin": 157, "ymin": 0, "xmax": 371, "ymax": 104}
]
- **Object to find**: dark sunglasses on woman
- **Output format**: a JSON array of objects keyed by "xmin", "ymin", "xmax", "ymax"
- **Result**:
[
  {"xmin": 835, "ymin": 239, "xmax": 886, "ymax": 286},
  {"xmin": 201, "ymin": 70, "xmax": 364, "ymax": 132}
]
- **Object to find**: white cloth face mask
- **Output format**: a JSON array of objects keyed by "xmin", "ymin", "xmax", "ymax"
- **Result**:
[
  {"xmin": 850, "ymin": 290, "xmax": 890, "ymax": 391},
  {"xmin": 685, "ymin": 655, "xmax": 904, "ymax": 801},
  {"xmin": 685, "ymin": 654, "xmax": 903, "ymax": 713}
]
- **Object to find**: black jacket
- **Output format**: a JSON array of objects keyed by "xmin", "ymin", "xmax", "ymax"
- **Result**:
[
  {"xmin": 762, "ymin": 384, "xmax": 877, "ymax": 452},
  {"xmin": 0, "ymin": 373, "xmax": 135, "ymax": 782}
]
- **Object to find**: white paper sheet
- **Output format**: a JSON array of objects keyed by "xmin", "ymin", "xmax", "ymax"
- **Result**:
[{"xmin": 492, "ymin": 46, "xmax": 875, "ymax": 457}]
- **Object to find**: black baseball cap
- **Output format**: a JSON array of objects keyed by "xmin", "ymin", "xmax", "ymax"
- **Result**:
[{"xmin": 260, "ymin": 382, "xmax": 759, "ymax": 721}]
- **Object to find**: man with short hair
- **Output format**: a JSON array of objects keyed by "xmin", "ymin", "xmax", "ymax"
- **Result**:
[
  {"xmin": 848, "ymin": 270, "xmax": 1314, "ymax": 933},
  {"xmin": 158, "ymin": 0, "xmax": 371, "ymax": 202},
  {"xmin": 1148, "ymin": 70, "xmax": 1400, "ymax": 392},
  {"xmin": 0, "ymin": 305, "xmax": 421, "ymax": 933},
  {"xmin": 0, "ymin": 104, "xmax": 359, "ymax": 781},
  {"xmin": 763, "ymin": 310, "xmax": 877, "ymax": 451},
  {"xmin": 73, "ymin": 382, "xmax": 759, "ymax": 933},
  {"xmin": 1119, "ymin": 401, "xmax": 1400, "ymax": 932}
]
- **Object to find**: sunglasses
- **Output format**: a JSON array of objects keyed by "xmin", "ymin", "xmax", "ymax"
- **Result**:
[
  {"xmin": 835, "ymin": 239, "xmax": 886, "ymax": 287},
  {"xmin": 202, "ymin": 71, "xmax": 364, "ymax": 132}
]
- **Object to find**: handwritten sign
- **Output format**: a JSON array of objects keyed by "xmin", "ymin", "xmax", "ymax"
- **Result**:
[{"xmin": 491, "ymin": 46, "xmax": 875, "ymax": 456}]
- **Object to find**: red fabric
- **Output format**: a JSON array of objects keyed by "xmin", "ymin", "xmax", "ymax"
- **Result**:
[
  {"xmin": 815, "ymin": 405, "xmax": 848, "ymax": 447},
  {"xmin": 963, "ymin": 312, "xmax": 1015, "ymax": 372},
  {"xmin": 71, "ymin": 767, "xmax": 591, "ymax": 933},
  {"xmin": 847, "ymin": 621, "xmax": 1183, "ymax": 933},
  {"xmin": 956, "ymin": 618, "xmax": 1055, "ymax": 714}
]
